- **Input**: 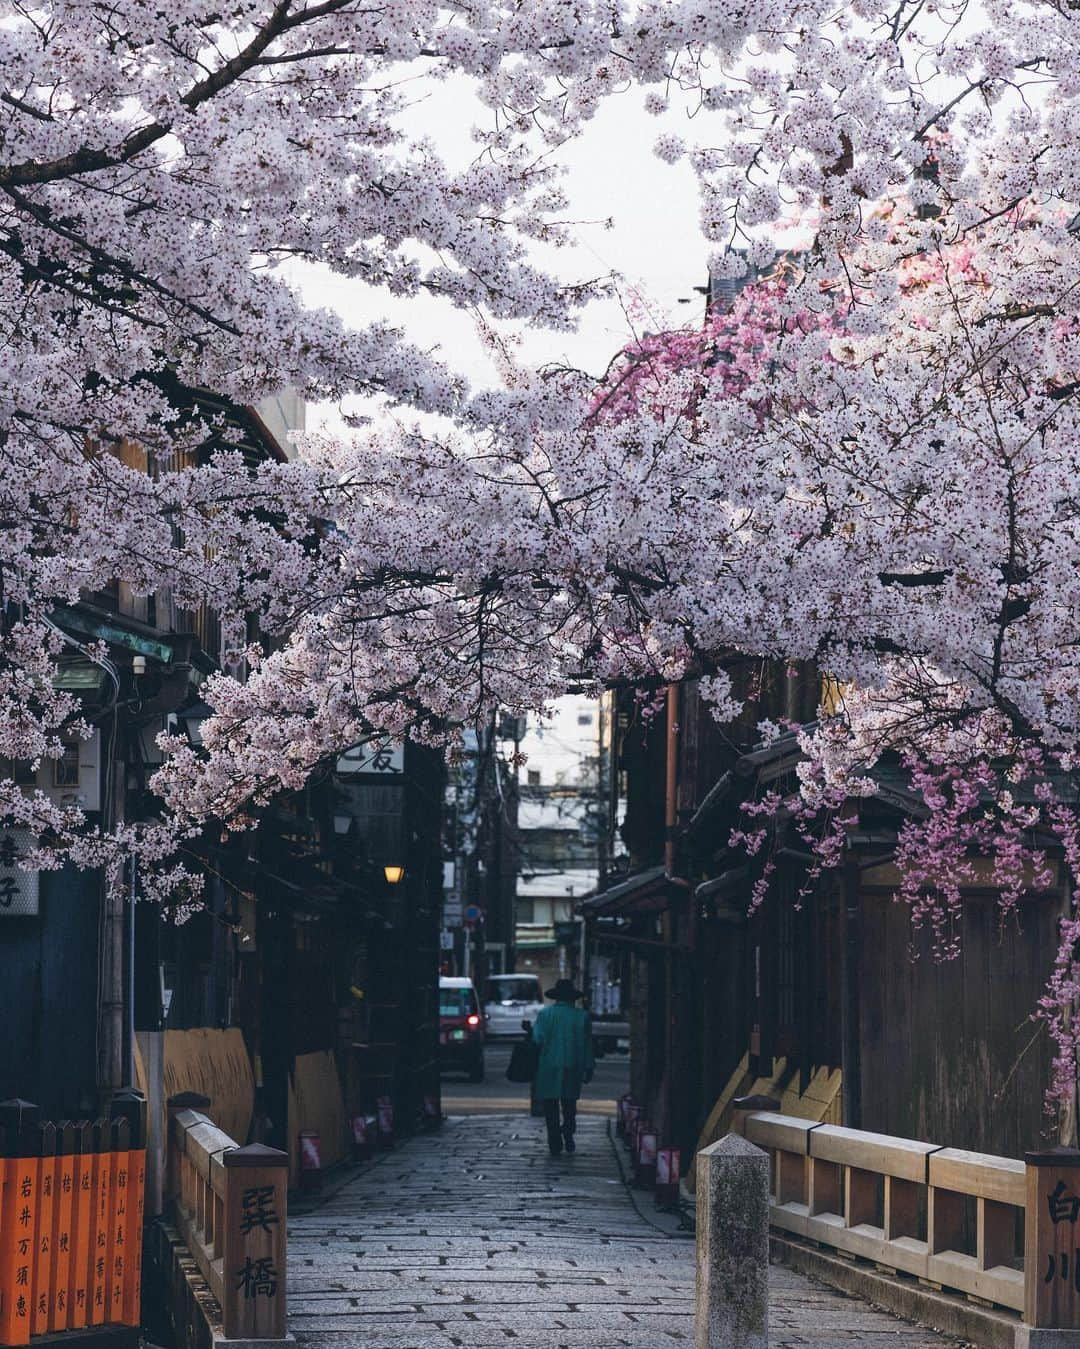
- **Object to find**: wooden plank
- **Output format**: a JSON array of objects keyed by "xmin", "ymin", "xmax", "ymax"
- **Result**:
[
  {"xmin": 810, "ymin": 1123, "xmax": 941, "ymax": 1182},
  {"xmin": 845, "ymin": 1167, "xmax": 879, "ymax": 1228},
  {"xmin": 857, "ymin": 893, "xmax": 887, "ymax": 1131},
  {"xmin": 882, "ymin": 895, "xmax": 913, "ymax": 1139},
  {"xmin": 928, "ymin": 1148, "xmax": 1025, "ymax": 1207},
  {"xmin": 808, "ymin": 1157, "xmax": 842, "ymax": 1217},
  {"xmin": 928, "ymin": 1185, "xmax": 965, "ymax": 1256},
  {"xmin": 926, "ymin": 1249, "xmax": 1024, "ymax": 1312},
  {"xmin": 744, "ymin": 1113, "xmax": 821, "ymax": 1156},
  {"xmin": 162, "ymin": 1028, "xmax": 255, "ymax": 1147},
  {"xmin": 776, "ymin": 1150, "xmax": 807, "ymax": 1207},
  {"xmin": 977, "ymin": 1197, "xmax": 1014, "ymax": 1272},
  {"xmin": 885, "ymin": 1176, "xmax": 920, "ymax": 1242}
]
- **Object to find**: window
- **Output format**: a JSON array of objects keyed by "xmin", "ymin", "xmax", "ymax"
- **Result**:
[
  {"xmin": 53, "ymin": 738, "xmax": 80, "ymax": 788},
  {"xmin": 577, "ymin": 713, "xmax": 593, "ymax": 726},
  {"xmin": 516, "ymin": 898, "xmax": 535, "ymax": 923},
  {"xmin": 2, "ymin": 759, "xmax": 37, "ymax": 788},
  {"xmin": 485, "ymin": 977, "xmax": 541, "ymax": 1004},
  {"xmin": 527, "ymin": 769, "xmax": 541, "ymax": 786},
  {"xmin": 438, "ymin": 985, "xmax": 477, "ymax": 1017}
]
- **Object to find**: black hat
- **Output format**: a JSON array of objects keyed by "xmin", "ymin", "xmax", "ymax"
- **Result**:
[{"xmin": 545, "ymin": 978, "xmax": 582, "ymax": 1002}]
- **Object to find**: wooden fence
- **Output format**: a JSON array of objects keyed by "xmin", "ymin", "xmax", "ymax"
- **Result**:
[
  {"xmin": 166, "ymin": 1095, "xmax": 288, "ymax": 1341},
  {"xmin": 739, "ymin": 1105, "xmax": 1080, "ymax": 1332},
  {"xmin": 0, "ymin": 1093, "xmax": 145, "ymax": 1347}
]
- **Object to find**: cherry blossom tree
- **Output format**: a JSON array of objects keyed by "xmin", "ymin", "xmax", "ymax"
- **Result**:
[{"xmin": 6, "ymin": 0, "xmax": 1080, "ymax": 1084}]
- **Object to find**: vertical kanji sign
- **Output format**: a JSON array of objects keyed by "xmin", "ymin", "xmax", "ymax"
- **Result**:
[
  {"xmin": 48, "ymin": 1124, "xmax": 75, "ymax": 1332},
  {"xmin": 30, "ymin": 1123, "xmax": 56, "ymax": 1336},
  {"xmin": 68, "ymin": 1121, "xmax": 93, "ymax": 1329},
  {"xmin": 86, "ymin": 1119, "xmax": 111, "ymax": 1326},
  {"xmin": 221, "ymin": 1143, "xmax": 288, "ymax": 1340},
  {"xmin": 1026, "ymin": 1150, "xmax": 1080, "ymax": 1328},
  {"xmin": 0, "ymin": 1102, "xmax": 40, "ymax": 1348},
  {"xmin": 104, "ymin": 1119, "xmax": 129, "ymax": 1323}
]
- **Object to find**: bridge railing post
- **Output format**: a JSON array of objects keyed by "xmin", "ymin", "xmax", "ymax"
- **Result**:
[
  {"xmin": 695, "ymin": 1133, "xmax": 770, "ymax": 1349},
  {"xmin": 221, "ymin": 1142, "xmax": 289, "ymax": 1341}
]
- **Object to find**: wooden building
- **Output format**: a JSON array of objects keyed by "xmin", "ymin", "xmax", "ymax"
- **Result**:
[{"xmin": 583, "ymin": 667, "xmax": 1063, "ymax": 1170}]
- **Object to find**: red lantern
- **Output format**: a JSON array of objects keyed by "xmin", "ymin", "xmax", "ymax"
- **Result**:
[
  {"xmin": 351, "ymin": 1114, "xmax": 370, "ymax": 1162},
  {"xmin": 635, "ymin": 1126, "xmax": 658, "ymax": 1190},
  {"xmin": 299, "ymin": 1129, "xmax": 322, "ymax": 1191},
  {"xmin": 624, "ymin": 1104, "xmax": 641, "ymax": 1152},
  {"xmin": 655, "ymin": 1146, "xmax": 681, "ymax": 1209},
  {"xmin": 376, "ymin": 1095, "xmax": 394, "ymax": 1148}
]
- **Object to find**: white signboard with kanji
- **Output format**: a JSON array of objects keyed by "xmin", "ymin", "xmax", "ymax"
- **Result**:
[
  {"xmin": 0, "ymin": 826, "xmax": 38, "ymax": 915},
  {"xmin": 336, "ymin": 739, "xmax": 404, "ymax": 776}
]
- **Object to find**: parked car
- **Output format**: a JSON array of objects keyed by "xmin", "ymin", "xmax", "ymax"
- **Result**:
[
  {"xmin": 483, "ymin": 973, "xmax": 545, "ymax": 1040},
  {"xmin": 438, "ymin": 976, "xmax": 485, "ymax": 1081}
]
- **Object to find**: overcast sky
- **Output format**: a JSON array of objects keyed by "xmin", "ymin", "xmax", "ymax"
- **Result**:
[{"xmin": 294, "ymin": 82, "xmax": 711, "ymax": 433}]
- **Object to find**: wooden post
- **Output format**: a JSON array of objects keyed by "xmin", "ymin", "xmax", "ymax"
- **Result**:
[
  {"xmin": 87, "ymin": 1118, "xmax": 111, "ymax": 1326},
  {"xmin": 1025, "ymin": 1148, "xmax": 1080, "ymax": 1329},
  {"xmin": 48, "ymin": 1123, "xmax": 75, "ymax": 1332},
  {"xmin": 221, "ymin": 1142, "xmax": 289, "ymax": 1341},
  {"xmin": 31, "ymin": 1121, "xmax": 57, "ymax": 1335},
  {"xmin": 0, "ymin": 1100, "xmax": 40, "ymax": 1347},
  {"xmin": 68, "ymin": 1121, "xmax": 93, "ymax": 1329},
  {"xmin": 104, "ymin": 1117, "xmax": 130, "ymax": 1323},
  {"xmin": 111, "ymin": 1091, "xmax": 148, "ymax": 1328}
]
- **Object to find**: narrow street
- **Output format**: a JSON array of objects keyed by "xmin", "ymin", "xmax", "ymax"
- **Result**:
[
  {"xmin": 439, "ymin": 1043, "xmax": 630, "ymax": 1115},
  {"xmin": 288, "ymin": 1114, "xmax": 966, "ymax": 1349}
]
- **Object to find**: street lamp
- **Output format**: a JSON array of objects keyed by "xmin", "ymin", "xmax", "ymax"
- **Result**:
[{"xmin": 383, "ymin": 864, "xmax": 405, "ymax": 885}]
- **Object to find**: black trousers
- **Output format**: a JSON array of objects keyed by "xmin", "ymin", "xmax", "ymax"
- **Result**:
[{"xmin": 542, "ymin": 1098, "xmax": 577, "ymax": 1153}]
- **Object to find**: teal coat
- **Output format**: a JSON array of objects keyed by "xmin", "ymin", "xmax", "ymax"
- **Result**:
[{"xmin": 532, "ymin": 1002, "xmax": 594, "ymax": 1102}]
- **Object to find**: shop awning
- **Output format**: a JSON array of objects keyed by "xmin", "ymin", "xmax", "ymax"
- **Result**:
[{"xmin": 579, "ymin": 866, "xmax": 669, "ymax": 918}]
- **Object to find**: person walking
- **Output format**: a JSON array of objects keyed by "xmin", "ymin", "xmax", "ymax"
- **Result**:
[{"xmin": 532, "ymin": 978, "xmax": 594, "ymax": 1156}]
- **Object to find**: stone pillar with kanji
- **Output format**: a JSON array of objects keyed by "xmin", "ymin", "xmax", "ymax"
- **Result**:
[
  {"xmin": 222, "ymin": 1142, "xmax": 289, "ymax": 1340},
  {"xmin": 1025, "ymin": 1148, "xmax": 1080, "ymax": 1329}
]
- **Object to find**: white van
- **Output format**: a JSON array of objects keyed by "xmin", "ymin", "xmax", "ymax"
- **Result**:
[{"xmin": 483, "ymin": 973, "xmax": 545, "ymax": 1039}]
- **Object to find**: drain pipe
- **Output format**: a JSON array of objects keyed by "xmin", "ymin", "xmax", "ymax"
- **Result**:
[
  {"xmin": 127, "ymin": 855, "xmax": 137, "ymax": 1087},
  {"xmin": 663, "ymin": 683, "xmax": 679, "ymax": 1142}
]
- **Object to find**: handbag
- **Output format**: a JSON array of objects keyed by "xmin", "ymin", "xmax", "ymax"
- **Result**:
[{"xmin": 506, "ymin": 1032, "xmax": 539, "ymax": 1083}]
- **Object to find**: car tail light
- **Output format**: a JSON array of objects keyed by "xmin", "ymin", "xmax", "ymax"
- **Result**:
[{"xmin": 466, "ymin": 1014, "xmax": 481, "ymax": 1027}]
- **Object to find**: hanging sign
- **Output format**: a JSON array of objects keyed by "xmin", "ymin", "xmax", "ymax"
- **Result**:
[
  {"xmin": 0, "ymin": 828, "xmax": 37, "ymax": 917},
  {"xmin": 336, "ymin": 739, "xmax": 404, "ymax": 776}
]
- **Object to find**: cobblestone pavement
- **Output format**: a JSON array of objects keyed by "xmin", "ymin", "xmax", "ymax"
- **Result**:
[{"xmin": 289, "ymin": 1114, "xmax": 964, "ymax": 1349}]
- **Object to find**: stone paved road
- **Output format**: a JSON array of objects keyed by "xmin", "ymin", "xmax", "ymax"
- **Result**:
[{"xmin": 289, "ymin": 1114, "xmax": 965, "ymax": 1349}]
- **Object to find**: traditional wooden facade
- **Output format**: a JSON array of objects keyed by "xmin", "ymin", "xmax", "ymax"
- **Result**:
[{"xmin": 584, "ymin": 666, "xmax": 1064, "ymax": 1171}]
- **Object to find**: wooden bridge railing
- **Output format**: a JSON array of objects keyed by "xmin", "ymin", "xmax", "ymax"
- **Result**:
[
  {"xmin": 166, "ymin": 1094, "xmax": 288, "ymax": 1341},
  {"xmin": 738, "ymin": 1105, "xmax": 1080, "ymax": 1332}
]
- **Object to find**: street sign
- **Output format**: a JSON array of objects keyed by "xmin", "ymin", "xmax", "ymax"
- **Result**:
[
  {"xmin": 463, "ymin": 903, "xmax": 482, "ymax": 927},
  {"xmin": 336, "ymin": 738, "xmax": 404, "ymax": 776},
  {"xmin": 0, "ymin": 826, "xmax": 38, "ymax": 916}
]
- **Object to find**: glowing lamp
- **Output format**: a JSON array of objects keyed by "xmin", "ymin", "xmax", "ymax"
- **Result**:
[{"xmin": 383, "ymin": 864, "xmax": 405, "ymax": 885}]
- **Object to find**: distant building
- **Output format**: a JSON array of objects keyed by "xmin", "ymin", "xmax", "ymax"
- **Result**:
[{"xmin": 515, "ymin": 695, "xmax": 612, "ymax": 991}]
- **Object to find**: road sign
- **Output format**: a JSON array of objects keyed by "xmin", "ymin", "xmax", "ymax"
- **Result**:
[{"xmin": 463, "ymin": 903, "xmax": 482, "ymax": 927}]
